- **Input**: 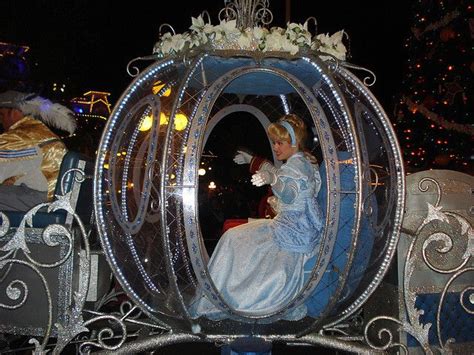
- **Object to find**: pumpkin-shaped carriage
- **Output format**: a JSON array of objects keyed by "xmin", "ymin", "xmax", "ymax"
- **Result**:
[{"xmin": 94, "ymin": 0, "xmax": 404, "ymax": 352}]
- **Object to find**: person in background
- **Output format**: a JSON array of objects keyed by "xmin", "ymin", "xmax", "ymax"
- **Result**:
[
  {"xmin": 0, "ymin": 90, "xmax": 76, "ymax": 211},
  {"xmin": 189, "ymin": 113, "xmax": 323, "ymax": 321}
]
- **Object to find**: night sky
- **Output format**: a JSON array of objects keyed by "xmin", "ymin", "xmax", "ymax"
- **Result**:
[
  {"xmin": 0, "ymin": 2, "xmax": 422, "ymax": 353},
  {"xmin": 1, "ymin": 0, "xmax": 412, "ymax": 107}
]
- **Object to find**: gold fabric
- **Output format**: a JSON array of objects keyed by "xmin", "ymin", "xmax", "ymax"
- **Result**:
[{"xmin": 0, "ymin": 116, "xmax": 67, "ymax": 200}]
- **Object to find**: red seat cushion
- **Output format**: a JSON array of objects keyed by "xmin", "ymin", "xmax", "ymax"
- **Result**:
[{"xmin": 222, "ymin": 219, "xmax": 248, "ymax": 234}]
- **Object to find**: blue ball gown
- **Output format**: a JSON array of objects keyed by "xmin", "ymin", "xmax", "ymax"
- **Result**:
[{"xmin": 189, "ymin": 152, "xmax": 323, "ymax": 321}]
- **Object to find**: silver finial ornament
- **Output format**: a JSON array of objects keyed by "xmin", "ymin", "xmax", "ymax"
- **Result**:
[{"xmin": 219, "ymin": 0, "xmax": 273, "ymax": 29}]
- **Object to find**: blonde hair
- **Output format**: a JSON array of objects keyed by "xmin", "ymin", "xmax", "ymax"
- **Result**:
[
  {"xmin": 267, "ymin": 113, "xmax": 318, "ymax": 164},
  {"xmin": 267, "ymin": 114, "xmax": 307, "ymax": 151}
]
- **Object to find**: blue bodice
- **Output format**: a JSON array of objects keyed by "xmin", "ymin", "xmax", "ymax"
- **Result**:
[{"xmin": 270, "ymin": 153, "xmax": 323, "ymax": 253}]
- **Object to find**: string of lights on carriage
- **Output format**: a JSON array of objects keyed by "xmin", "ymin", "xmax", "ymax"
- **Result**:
[{"xmin": 114, "ymin": 81, "xmax": 218, "ymax": 191}]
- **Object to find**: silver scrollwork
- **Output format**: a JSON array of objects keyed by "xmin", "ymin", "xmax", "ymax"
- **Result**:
[{"xmin": 219, "ymin": 0, "xmax": 273, "ymax": 29}]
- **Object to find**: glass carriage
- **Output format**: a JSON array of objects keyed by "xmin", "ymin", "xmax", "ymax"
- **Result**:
[{"xmin": 94, "ymin": 0, "xmax": 404, "ymax": 343}]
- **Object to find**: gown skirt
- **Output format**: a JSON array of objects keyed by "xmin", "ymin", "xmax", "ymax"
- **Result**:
[{"xmin": 189, "ymin": 218, "xmax": 314, "ymax": 320}]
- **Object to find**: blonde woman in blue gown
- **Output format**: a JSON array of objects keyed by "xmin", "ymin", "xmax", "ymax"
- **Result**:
[{"xmin": 190, "ymin": 114, "xmax": 323, "ymax": 321}]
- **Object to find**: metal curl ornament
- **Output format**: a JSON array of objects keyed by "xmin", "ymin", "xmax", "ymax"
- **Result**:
[
  {"xmin": 2, "ymin": 279, "xmax": 28, "ymax": 309},
  {"xmin": 436, "ymin": 268, "xmax": 474, "ymax": 349},
  {"xmin": 0, "ymin": 259, "xmax": 53, "ymax": 349},
  {"xmin": 60, "ymin": 168, "xmax": 87, "ymax": 195},
  {"xmin": 305, "ymin": 16, "xmax": 318, "ymax": 36},
  {"xmin": 340, "ymin": 62, "xmax": 377, "ymax": 86},
  {"xmin": 459, "ymin": 285, "xmax": 474, "ymax": 315},
  {"xmin": 220, "ymin": 0, "xmax": 273, "ymax": 29},
  {"xmin": 79, "ymin": 314, "xmax": 128, "ymax": 353},
  {"xmin": 418, "ymin": 177, "xmax": 442, "ymax": 207},
  {"xmin": 364, "ymin": 316, "xmax": 414, "ymax": 354},
  {"xmin": 126, "ymin": 54, "xmax": 162, "ymax": 77},
  {"xmin": 422, "ymin": 231, "xmax": 469, "ymax": 274}
]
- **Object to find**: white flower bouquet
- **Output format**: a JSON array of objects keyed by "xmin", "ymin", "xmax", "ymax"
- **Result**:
[{"xmin": 153, "ymin": 15, "xmax": 347, "ymax": 61}]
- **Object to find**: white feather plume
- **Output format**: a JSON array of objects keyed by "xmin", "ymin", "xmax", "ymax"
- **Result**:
[{"xmin": 18, "ymin": 95, "xmax": 77, "ymax": 135}]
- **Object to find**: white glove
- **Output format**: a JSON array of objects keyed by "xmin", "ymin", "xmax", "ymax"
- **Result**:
[
  {"xmin": 233, "ymin": 150, "xmax": 253, "ymax": 165},
  {"xmin": 251, "ymin": 170, "xmax": 277, "ymax": 187}
]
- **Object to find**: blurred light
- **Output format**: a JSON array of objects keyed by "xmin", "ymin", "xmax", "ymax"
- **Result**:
[
  {"xmin": 152, "ymin": 81, "xmax": 171, "ymax": 97},
  {"xmin": 174, "ymin": 113, "xmax": 188, "ymax": 131},
  {"xmin": 139, "ymin": 114, "xmax": 153, "ymax": 131},
  {"xmin": 279, "ymin": 95, "xmax": 290, "ymax": 114},
  {"xmin": 208, "ymin": 181, "xmax": 216, "ymax": 189},
  {"xmin": 140, "ymin": 112, "xmax": 183, "ymax": 131},
  {"xmin": 160, "ymin": 112, "xmax": 169, "ymax": 125},
  {"xmin": 198, "ymin": 168, "xmax": 206, "ymax": 176}
]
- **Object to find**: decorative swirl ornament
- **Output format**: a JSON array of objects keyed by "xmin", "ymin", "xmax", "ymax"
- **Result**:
[
  {"xmin": 362, "ymin": 170, "xmax": 473, "ymax": 353},
  {"xmin": 337, "ymin": 62, "xmax": 377, "ymax": 86},
  {"xmin": 2, "ymin": 279, "xmax": 28, "ymax": 309},
  {"xmin": 0, "ymin": 165, "xmax": 94, "ymax": 354},
  {"xmin": 127, "ymin": 54, "xmax": 162, "ymax": 77},
  {"xmin": 219, "ymin": 0, "xmax": 273, "ymax": 29},
  {"xmin": 364, "ymin": 315, "xmax": 430, "ymax": 354},
  {"xmin": 418, "ymin": 177, "xmax": 442, "ymax": 207},
  {"xmin": 0, "ymin": 259, "xmax": 53, "ymax": 349},
  {"xmin": 437, "ymin": 268, "xmax": 474, "ymax": 348}
]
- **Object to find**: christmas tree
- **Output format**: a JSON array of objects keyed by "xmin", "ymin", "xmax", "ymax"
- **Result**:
[{"xmin": 394, "ymin": 0, "xmax": 473, "ymax": 174}]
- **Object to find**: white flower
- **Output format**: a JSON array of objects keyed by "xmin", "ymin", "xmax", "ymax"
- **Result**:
[
  {"xmin": 202, "ymin": 23, "xmax": 216, "ymax": 35},
  {"xmin": 286, "ymin": 22, "xmax": 307, "ymax": 34},
  {"xmin": 213, "ymin": 19, "xmax": 239, "ymax": 41},
  {"xmin": 285, "ymin": 22, "xmax": 311, "ymax": 47},
  {"xmin": 190, "ymin": 15, "xmax": 206, "ymax": 33},
  {"xmin": 238, "ymin": 28, "xmax": 253, "ymax": 48},
  {"xmin": 283, "ymin": 41, "xmax": 300, "ymax": 55},
  {"xmin": 315, "ymin": 30, "xmax": 347, "ymax": 60},
  {"xmin": 263, "ymin": 28, "xmax": 300, "ymax": 55},
  {"xmin": 153, "ymin": 16, "xmax": 347, "ymax": 61},
  {"xmin": 189, "ymin": 15, "xmax": 212, "ymax": 45},
  {"xmin": 220, "ymin": 19, "xmax": 238, "ymax": 33},
  {"xmin": 188, "ymin": 33, "xmax": 203, "ymax": 49},
  {"xmin": 160, "ymin": 33, "xmax": 189, "ymax": 55},
  {"xmin": 269, "ymin": 26, "xmax": 285, "ymax": 36},
  {"xmin": 317, "ymin": 30, "xmax": 343, "ymax": 48},
  {"xmin": 253, "ymin": 27, "xmax": 268, "ymax": 40},
  {"xmin": 253, "ymin": 27, "xmax": 269, "ymax": 50},
  {"xmin": 264, "ymin": 30, "xmax": 285, "ymax": 51}
]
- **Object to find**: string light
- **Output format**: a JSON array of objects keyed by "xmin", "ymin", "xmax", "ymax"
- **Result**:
[{"xmin": 396, "ymin": 1, "xmax": 471, "ymax": 172}]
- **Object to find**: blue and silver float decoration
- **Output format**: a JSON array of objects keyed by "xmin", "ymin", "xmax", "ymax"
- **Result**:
[{"xmin": 94, "ymin": 0, "xmax": 405, "ymax": 350}]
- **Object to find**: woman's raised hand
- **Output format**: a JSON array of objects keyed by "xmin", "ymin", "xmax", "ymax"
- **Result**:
[{"xmin": 233, "ymin": 150, "xmax": 253, "ymax": 165}]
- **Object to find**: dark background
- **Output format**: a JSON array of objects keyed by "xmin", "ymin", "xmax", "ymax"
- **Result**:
[
  {"xmin": 0, "ymin": 1, "xmax": 412, "ymax": 353},
  {"xmin": 0, "ymin": 0, "xmax": 411, "ymax": 108}
]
